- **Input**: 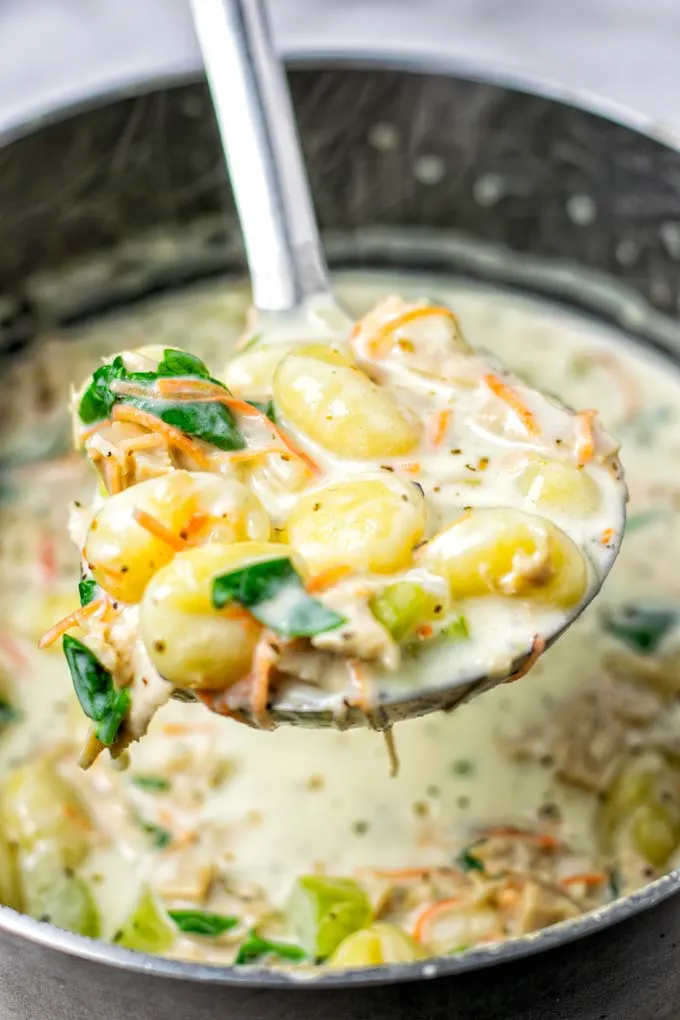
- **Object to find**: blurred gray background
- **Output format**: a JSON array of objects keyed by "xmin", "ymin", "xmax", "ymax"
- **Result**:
[{"xmin": 0, "ymin": 0, "xmax": 679, "ymax": 132}]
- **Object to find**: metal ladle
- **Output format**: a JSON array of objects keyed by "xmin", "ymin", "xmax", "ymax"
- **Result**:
[{"xmin": 186, "ymin": 0, "xmax": 623, "ymax": 731}]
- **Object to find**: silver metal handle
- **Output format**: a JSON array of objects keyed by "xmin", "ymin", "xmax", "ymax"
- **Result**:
[{"xmin": 189, "ymin": 0, "xmax": 331, "ymax": 313}]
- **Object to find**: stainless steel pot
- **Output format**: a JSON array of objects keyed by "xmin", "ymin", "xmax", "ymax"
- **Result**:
[{"xmin": 2, "ymin": 53, "xmax": 680, "ymax": 1020}]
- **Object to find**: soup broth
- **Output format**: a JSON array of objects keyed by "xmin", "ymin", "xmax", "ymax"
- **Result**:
[{"xmin": 0, "ymin": 272, "xmax": 676, "ymax": 967}]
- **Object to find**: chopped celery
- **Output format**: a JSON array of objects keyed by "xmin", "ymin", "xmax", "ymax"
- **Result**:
[
  {"xmin": 287, "ymin": 875, "xmax": 373, "ymax": 960},
  {"xmin": 22, "ymin": 852, "xmax": 100, "ymax": 937},
  {"xmin": 329, "ymin": 923, "xmax": 424, "ymax": 968},
  {"xmin": 442, "ymin": 614, "xmax": 469, "ymax": 641},
  {"xmin": 370, "ymin": 582, "xmax": 440, "ymax": 643},
  {"xmin": 114, "ymin": 888, "xmax": 175, "ymax": 954}
]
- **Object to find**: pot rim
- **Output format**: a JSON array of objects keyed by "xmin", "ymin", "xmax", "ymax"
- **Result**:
[{"xmin": 1, "ymin": 45, "xmax": 679, "ymax": 989}]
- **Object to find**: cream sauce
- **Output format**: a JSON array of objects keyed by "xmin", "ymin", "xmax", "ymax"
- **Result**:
[{"xmin": 0, "ymin": 272, "xmax": 676, "ymax": 960}]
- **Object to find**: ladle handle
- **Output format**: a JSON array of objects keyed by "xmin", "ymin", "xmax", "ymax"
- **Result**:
[{"xmin": 189, "ymin": 0, "xmax": 331, "ymax": 313}]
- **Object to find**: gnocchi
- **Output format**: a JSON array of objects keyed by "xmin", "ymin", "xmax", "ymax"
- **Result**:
[
  {"xmin": 420, "ymin": 508, "xmax": 589, "ymax": 608},
  {"xmin": 284, "ymin": 476, "xmax": 426, "ymax": 576},
  {"xmin": 140, "ymin": 542, "xmax": 285, "ymax": 688},
  {"xmin": 85, "ymin": 471, "xmax": 270, "ymax": 603},
  {"xmin": 273, "ymin": 345, "xmax": 420, "ymax": 458},
  {"xmin": 513, "ymin": 455, "xmax": 602, "ymax": 517}
]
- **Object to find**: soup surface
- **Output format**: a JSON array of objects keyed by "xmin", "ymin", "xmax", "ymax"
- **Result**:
[{"xmin": 0, "ymin": 272, "xmax": 677, "ymax": 969}]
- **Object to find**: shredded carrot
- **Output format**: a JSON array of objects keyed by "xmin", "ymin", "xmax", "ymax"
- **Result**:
[
  {"xmin": 348, "ymin": 659, "xmax": 371, "ymax": 712},
  {"xmin": 180, "ymin": 511, "xmax": 212, "ymax": 542},
  {"xmin": 62, "ymin": 803, "xmax": 94, "ymax": 832},
  {"xmin": 425, "ymin": 409, "xmax": 452, "ymax": 449},
  {"xmin": 600, "ymin": 528, "xmax": 615, "ymax": 545},
  {"xmin": 364, "ymin": 306, "xmax": 458, "ymax": 359},
  {"xmin": 482, "ymin": 826, "xmax": 560, "ymax": 850},
  {"xmin": 97, "ymin": 563, "xmax": 124, "ymax": 583},
  {"xmin": 132, "ymin": 509, "xmax": 187, "ymax": 552},
  {"xmin": 101, "ymin": 456, "xmax": 123, "ymax": 495},
  {"xmin": 416, "ymin": 623, "xmax": 434, "ymax": 639},
  {"xmin": 79, "ymin": 419, "xmax": 112, "ymax": 442},
  {"xmin": 306, "ymin": 566, "xmax": 352, "ymax": 593},
  {"xmin": 0, "ymin": 632, "xmax": 29, "ymax": 669},
  {"xmin": 119, "ymin": 433, "xmax": 167, "ymax": 454},
  {"xmin": 39, "ymin": 534, "xmax": 57, "ymax": 586},
  {"xmin": 196, "ymin": 691, "xmax": 252, "ymax": 728},
  {"xmin": 249, "ymin": 633, "xmax": 278, "ymax": 729},
  {"xmin": 411, "ymin": 898, "xmax": 462, "ymax": 943},
  {"xmin": 574, "ymin": 409, "xmax": 598, "ymax": 467},
  {"xmin": 395, "ymin": 461, "xmax": 422, "ymax": 475},
  {"xmin": 504, "ymin": 634, "xmax": 545, "ymax": 684},
  {"xmin": 483, "ymin": 373, "xmax": 539, "ymax": 438},
  {"xmin": 112, "ymin": 404, "xmax": 210, "ymax": 468},
  {"xmin": 160, "ymin": 722, "xmax": 215, "ymax": 737},
  {"xmin": 38, "ymin": 598, "xmax": 106, "ymax": 649},
  {"xmin": 220, "ymin": 446, "xmax": 282, "ymax": 464},
  {"xmin": 561, "ymin": 871, "xmax": 607, "ymax": 889},
  {"xmin": 497, "ymin": 886, "xmax": 522, "ymax": 909},
  {"xmin": 155, "ymin": 379, "xmax": 319, "ymax": 475}
]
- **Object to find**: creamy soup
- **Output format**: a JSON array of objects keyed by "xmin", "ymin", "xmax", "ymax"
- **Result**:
[{"xmin": 0, "ymin": 273, "xmax": 676, "ymax": 970}]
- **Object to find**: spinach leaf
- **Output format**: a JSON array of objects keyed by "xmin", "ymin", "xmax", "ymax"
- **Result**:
[
  {"xmin": 123, "ymin": 394, "xmax": 245, "ymax": 452},
  {"xmin": 212, "ymin": 557, "xmax": 345, "ymax": 638},
  {"xmin": 248, "ymin": 398, "xmax": 277, "ymax": 424},
  {"xmin": 137, "ymin": 818, "xmax": 172, "ymax": 850},
  {"xmin": 156, "ymin": 349, "xmax": 211, "ymax": 378},
  {"xmin": 0, "ymin": 698, "xmax": 18, "ymax": 731},
  {"xmin": 234, "ymin": 929, "xmax": 305, "ymax": 965},
  {"xmin": 78, "ymin": 579, "xmax": 100, "ymax": 607},
  {"xmin": 601, "ymin": 602, "xmax": 679, "ymax": 655},
  {"xmin": 62, "ymin": 634, "xmax": 130, "ymax": 744},
  {"xmin": 77, "ymin": 349, "xmax": 237, "ymax": 450},
  {"xmin": 132, "ymin": 775, "xmax": 171, "ymax": 792},
  {"xmin": 78, "ymin": 357, "xmax": 128, "ymax": 424},
  {"xmin": 169, "ymin": 910, "xmax": 238, "ymax": 936},
  {"xmin": 457, "ymin": 846, "xmax": 485, "ymax": 873}
]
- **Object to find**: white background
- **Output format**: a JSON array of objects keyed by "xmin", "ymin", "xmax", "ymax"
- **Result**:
[{"xmin": 0, "ymin": 0, "xmax": 679, "ymax": 131}]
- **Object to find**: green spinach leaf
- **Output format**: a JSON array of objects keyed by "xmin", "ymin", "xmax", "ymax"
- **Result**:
[
  {"xmin": 156, "ymin": 349, "xmax": 211, "ymax": 378},
  {"xmin": 212, "ymin": 557, "xmax": 345, "ymax": 638},
  {"xmin": 123, "ymin": 395, "xmax": 245, "ymax": 451},
  {"xmin": 0, "ymin": 698, "xmax": 18, "ymax": 731},
  {"xmin": 457, "ymin": 846, "xmax": 485, "ymax": 873},
  {"xmin": 601, "ymin": 602, "xmax": 679, "ymax": 655},
  {"xmin": 78, "ymin": 579, "xmax": 100, "ymax": 607},
  {"xmin": 169, "ymin": 910, "xmax": 238, "ymax": 936},
  {"xmin": 136, "ymin": 818, "xmax": 172, "ymax": 850},
  {"xmin": 78, "ymin": 357, "xmax": 128, "ymax": 424},
  {"xmin": 248, "ymin": 398, "xmax": 277, "ymax": 424},
  {"xmin": 234, "ymin": 929, "xmax": 305, "ymax": 965},
  {"xmin": 132, "ymin": 775, "xmax": 171, "ymax": 793},
  {"xmin": 62, "ymin": 634, "xmax": 130, "ymax": 744},
  {"xmin": 77, "ymin": 349, "xmax": 237, "ymax": 450}
]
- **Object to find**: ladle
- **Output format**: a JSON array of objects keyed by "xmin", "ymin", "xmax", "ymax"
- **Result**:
[{"xmin": 187, "ymin": 0, "xmax": 623, "ymax": 731}]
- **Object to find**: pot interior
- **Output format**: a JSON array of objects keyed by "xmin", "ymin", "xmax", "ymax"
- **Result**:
[{"xmin": 1, "ymin": 60, "xmax": 680, "ymax": 986}]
